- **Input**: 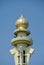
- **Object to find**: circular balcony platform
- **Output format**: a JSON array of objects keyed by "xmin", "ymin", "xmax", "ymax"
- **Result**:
[{"xmin": 11, "ymin": 37, "xmax": 33, "ymax": 46}]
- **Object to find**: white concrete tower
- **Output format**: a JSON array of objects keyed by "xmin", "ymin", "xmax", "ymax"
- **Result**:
[{"xmin": 10, "ymin": 15, "xmax": 34, "ymax": 65}]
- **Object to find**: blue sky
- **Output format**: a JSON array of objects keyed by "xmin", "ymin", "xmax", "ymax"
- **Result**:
[{"xmin": 0, "ymin": 0, "xmax": 44, "ymax": 65}]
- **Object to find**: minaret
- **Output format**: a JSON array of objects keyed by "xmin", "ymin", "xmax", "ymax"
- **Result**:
[{"xmin": 10, "ymin": 15, "xmax": 34, "ymax": 65}]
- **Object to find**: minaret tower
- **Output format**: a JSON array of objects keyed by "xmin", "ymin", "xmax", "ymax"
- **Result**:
[{"xmin": 10, "ymin": 15, "xmax": 34, "ymax": 65}]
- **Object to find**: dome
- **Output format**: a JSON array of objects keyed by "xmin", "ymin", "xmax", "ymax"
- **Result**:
[{"xmin": 15, "ymin": 15, "xmax": 28, "ymax": 29}]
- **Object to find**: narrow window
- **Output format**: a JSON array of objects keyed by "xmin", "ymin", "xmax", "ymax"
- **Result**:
[
  {"xmin": 23, "ymin": 50, "xmax": 25, "ymax": 63},
  {"xmin": 18, "ymin": 56, "xmax": 20, "ymax": 63},
  {"xmin": 23, "ymin": 50, "xmax": 25, "ymax": 54},
  {"xmin": 18, "ymin": 51, "xmax": 20, "ymax": 63}
]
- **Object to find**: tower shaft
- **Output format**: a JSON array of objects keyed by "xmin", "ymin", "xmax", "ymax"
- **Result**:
[{"xmin": 10, "ymin": 15, "xmax": 34, "ymax": 65}]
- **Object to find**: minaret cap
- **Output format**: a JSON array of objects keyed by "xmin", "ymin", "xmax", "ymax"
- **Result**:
[{"xmin": 15, "ymin": 15, "xmax": 28, "ymax": 28}]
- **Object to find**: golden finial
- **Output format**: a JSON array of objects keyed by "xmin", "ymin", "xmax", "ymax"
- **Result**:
[{"xmin": 15, "ymin": 14, "xmax": 28, "ymax": 29}]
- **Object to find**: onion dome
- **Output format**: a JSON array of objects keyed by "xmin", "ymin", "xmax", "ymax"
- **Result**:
[{"xmin": 15, "ymin": 15, "xmax": 28, "ymax": 29}]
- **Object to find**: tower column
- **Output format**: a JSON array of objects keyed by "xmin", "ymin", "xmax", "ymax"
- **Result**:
[{"xmin": 10, "ymin": 15, "xmax": 34, "ymax": 65}]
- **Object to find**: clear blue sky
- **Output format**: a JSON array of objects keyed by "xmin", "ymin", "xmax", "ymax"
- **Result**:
[{"xmin": 0, "ymin": 0, "xmax": 44, "ymax": 65}]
